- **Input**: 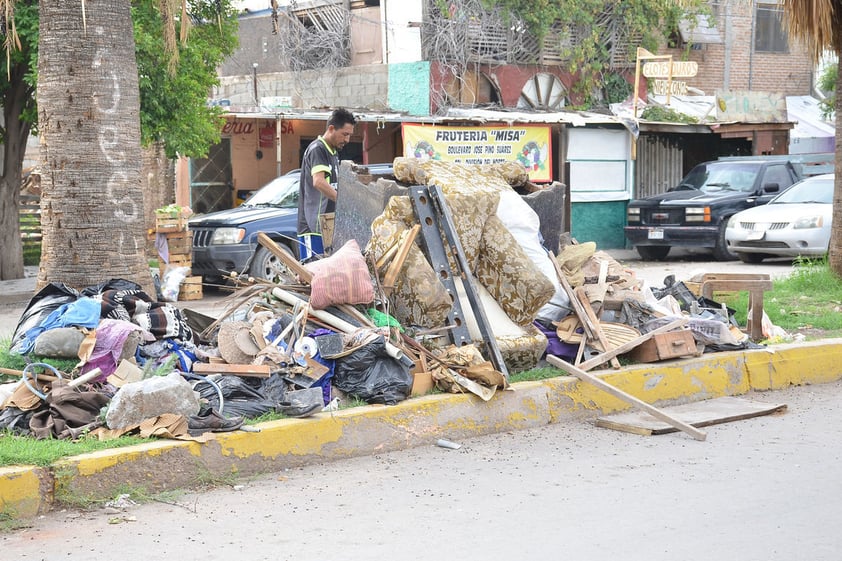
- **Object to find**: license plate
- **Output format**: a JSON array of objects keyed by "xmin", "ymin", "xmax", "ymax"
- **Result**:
[
  {"xmin": 648, "ymin": 229, "xmax": 664, "ymax": 240},
  {"xmin": 746, "ymin": 231, "xmax": 765, "ymax": 241}
]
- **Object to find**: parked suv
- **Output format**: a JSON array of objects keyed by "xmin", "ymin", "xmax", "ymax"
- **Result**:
[
  {"xmin": 189, "ymin": 164, "xmax": 393, "ymax": 281},
  {"xmin": 625, "ymin": 157, "xmax": 808, "ymax": 261}
]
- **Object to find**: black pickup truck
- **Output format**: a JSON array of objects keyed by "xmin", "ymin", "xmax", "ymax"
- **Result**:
[{"xmin": 625, "ymin": 156, "xmax": 821, "ymax": 260}]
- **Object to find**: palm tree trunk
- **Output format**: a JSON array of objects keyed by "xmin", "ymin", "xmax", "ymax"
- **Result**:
[
  {"xmin": 829, "ymin": 66, "xmax": 842, "ymax": 276},
  {"xmin": 36, "ymin": 0, "xmax": 153, "ymax": 295}
]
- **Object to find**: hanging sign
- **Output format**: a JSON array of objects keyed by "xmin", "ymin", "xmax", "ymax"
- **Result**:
[
  {"xmin": 259, "ymin": 124, "xmax": 275, "ymax": 148},
  {"xmin": 402, "ymin": 124, "xmax": 552, "ymax": 182}
]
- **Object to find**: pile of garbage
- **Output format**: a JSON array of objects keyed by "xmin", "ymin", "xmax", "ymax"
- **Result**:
[{"xmin": 0, "ymin": 159, "xmax": 767, "ymax": 442}]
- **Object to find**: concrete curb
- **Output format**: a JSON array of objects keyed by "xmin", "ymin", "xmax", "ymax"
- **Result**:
[{"xmin": 3, "ymin": 338, "xmax": 841, "ymax": 518}]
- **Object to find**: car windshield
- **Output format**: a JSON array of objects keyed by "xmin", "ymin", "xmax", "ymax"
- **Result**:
[
  {"xmin": 242, "ymin": 174, "xmax": 300, "ymax": 209},
  {"xmin": 771, "ymin": 177, "xmax": 834, "ymax": 205},
  {"xmin": 679, "ymin": 162, "xmax": 762, "ymax": 193}
]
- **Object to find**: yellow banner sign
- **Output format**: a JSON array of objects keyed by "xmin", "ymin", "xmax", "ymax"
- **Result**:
[{"xmin": 402, "ymin": 124, "xmax": 553, "ymax": 182}]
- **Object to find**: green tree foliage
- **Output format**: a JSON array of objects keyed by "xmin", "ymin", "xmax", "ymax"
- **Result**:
[
  {"xmin": 818, "ymin": 61, "xmax": 837, "ymax": 120},
  {"xmin": 2, "ymin": 0, "xmax": 237, "ymax": 158},
  {"xmin": 133, "ymin": 0, "xmax": 238, "ymax": 158},
  {"xmin": 479, "ymin": 0, "xmax": 708, "ymax": 106},
  {"xmin": 0, "ymin": 0, "xmax": 38, "ymax": 137}
]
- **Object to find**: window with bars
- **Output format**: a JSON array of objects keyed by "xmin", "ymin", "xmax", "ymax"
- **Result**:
[{"xmin": 754, "ymin": 2, "xmax": 788, "ymax": 53}]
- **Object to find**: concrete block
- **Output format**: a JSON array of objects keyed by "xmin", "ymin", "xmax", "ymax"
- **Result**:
[{"xmin": 517, "ymin": 182, "xmax": 568, "ymax": 254}]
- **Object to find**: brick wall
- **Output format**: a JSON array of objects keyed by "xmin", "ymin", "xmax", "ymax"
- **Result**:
[{"xmin": 663, "ymin": 1, "xmax": 813, "ymax": 96}]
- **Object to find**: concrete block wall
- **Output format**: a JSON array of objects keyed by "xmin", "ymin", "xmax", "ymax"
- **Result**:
[
  {"xmin": 217, "ymin": 64, "xmax": 390, "ymax": 111},
  {"xmin": 662, "ymin": 2, "xmax": 813, "ymax": 97}
]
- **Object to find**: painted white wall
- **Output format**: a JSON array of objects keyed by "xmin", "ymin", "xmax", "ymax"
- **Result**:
[
  {"xmin": 232, "ymin": 0, "xmax": 273, "ymax": 11},
  {"xmin": 382, "ymin": 0, "xmax": 423, "ymax": 64},
  {"xmin": 567, "ymin": 128, "xmax": 633, "ymax": 202}
]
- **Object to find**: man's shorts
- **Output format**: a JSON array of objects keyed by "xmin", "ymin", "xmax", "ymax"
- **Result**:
[{"xmin": 297, "ymin": 233, "xmax": 324, "ymax": 262}]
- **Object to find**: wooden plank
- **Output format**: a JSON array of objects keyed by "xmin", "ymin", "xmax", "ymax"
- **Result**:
[
  {"xmin": 375, "ymin": 239, "xmax": 401, "ymax": 271},
  {"xmin": 577, "ymin": 317, "xmax": 689, "ymax": 371},
  {"xmin": 382, "ymin": 224, "xmax": 420, "ymax": 289},
  {"xmin": 257, "ymin": 232, "xmax": 312, "ymax": 284},
  {"xmin": 548, "ymin": 252, "xmax": 595, "ymax": 342},
  {"xmin": 574, "ymin": 286, "xmax": 621, "ymax": 369},
  {"xmin": 546, "ymin": 354, "xmax": 708, "ymax": 441},
  {"xmin": 193, "ymin": 363, "xmax": 271, "ymax": 378},
  {"xmin": 596, "ymin": 396, "xmax": 787, "ymax": 436}
]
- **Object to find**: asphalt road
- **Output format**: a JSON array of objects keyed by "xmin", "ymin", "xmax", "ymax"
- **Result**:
[{"xmin": 5, "ymin": 379, "xmax": 841, "ymax": 560}]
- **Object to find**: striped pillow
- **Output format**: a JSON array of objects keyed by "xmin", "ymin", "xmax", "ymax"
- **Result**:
[{"xmin": 305, "ymin": 239, "xmax": 374, "ymax": 310}]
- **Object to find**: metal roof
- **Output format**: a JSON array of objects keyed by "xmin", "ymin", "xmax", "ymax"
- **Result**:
[{"xmin": 221, "ymin": 106, "xmax": 623, "ymax": 127}]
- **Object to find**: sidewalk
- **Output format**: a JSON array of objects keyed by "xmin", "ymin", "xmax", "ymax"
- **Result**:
[{"xmin": 0, "ymin": 266, "xmax": 38, "ymax": 306}]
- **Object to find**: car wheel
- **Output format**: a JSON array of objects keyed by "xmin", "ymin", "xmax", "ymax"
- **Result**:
[
  {"xmin": 711, "ymin": 222, "xmax": 738, "ymax": 261},
  {"xmin": 249, "ymin": 245, "xmax": 296, "ymax": 283},
  {"xmin": 736, "ymin": 252, "xmax": 766, "ymax": 264},
  {"xmin": 636, "ymin": 245, "xmax": 670, "ymax": 260}
]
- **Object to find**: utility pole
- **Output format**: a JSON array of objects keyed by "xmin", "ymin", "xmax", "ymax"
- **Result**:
[{"xmin": 252, "ymin": 62, "xmax": 259, "ymax": 105}]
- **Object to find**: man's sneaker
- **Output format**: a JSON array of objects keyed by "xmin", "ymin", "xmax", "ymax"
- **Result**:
[
  {"xmin": 278, "ymin": 387, "xmax": 324, "ymax": 418},
  {"xmin": 187, "ymin": 408, "xmax": 244, "ymax": 436}
]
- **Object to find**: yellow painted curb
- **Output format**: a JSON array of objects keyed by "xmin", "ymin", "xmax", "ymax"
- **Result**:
[
  {"xmin": 4, "ymin": 339, "xmax": 842, "ymax": 519},
  {"xmin": 0, "ymin": 466, "xmax": 50, "ymax": 518}
]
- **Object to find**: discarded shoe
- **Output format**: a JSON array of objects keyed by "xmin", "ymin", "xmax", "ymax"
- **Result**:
[
  {"xmin": 187, "ymin": 408, "xmax": 244, "ymax": 436},
  {"xmin": 278, "ymin": 387, "xmax": 323, "ymax": 418}
]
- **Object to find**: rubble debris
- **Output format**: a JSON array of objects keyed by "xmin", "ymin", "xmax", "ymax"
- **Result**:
[
  {"xmin": 0, "ymin": 160, "xmax": 779, "ymax": 444},
  {"xmin": 105, "ymin": 372, "xmax": 200, "ymax": 430}
]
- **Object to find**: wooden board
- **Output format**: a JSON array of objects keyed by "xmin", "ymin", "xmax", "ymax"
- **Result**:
[
  {"xmin": 192, "ymin": 363, "xmax": 271, "ymax": 378},
  {"xmin": 596, "ymin": 396, "xmax": 787, "ymax": 436}
]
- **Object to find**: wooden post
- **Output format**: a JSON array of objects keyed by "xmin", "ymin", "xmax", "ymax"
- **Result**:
[{"xmin": 546, "ymin": 355, "xmax": 707, "ymax": 441}]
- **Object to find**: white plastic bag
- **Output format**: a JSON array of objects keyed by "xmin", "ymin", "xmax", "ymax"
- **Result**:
[{"xmin": 160, "ymin": 266, "xmax": 190, "ymax": 302}]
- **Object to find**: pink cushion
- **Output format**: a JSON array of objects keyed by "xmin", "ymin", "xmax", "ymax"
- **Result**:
[{"xmin": 305, "ymin": 239, "xmax": 373, "ymax": 310}]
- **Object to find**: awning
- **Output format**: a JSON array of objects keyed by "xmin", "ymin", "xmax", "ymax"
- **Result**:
[{"xmin": 218, "ymin": 107, "xmax": 623, "ymax": 127}]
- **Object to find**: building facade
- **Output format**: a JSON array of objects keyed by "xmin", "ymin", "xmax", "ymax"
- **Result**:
[{"xmin": 192, "ymin": 0, "xmax": 819, "ymax": 249}]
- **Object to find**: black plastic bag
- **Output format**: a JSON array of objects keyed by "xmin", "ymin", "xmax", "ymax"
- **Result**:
[
  {"xmin": 12, "ymin": 279, "xmax": 143, "ymax": 348},
  {"xmin": 333, "ymin": 335, "xmax": 412, "ymax": 405},
  {"xmin": 193, "ymin": 374, "xmax": 284, "ymax": 419},
  {"xmin": 11, "ymin": 283, "xmax": 80, "ymax": 348}
]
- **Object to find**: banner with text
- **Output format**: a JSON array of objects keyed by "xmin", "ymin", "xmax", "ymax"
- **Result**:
[{"xmin": 402, "ymin": 124, "xmax": 553, "ymax": 182}]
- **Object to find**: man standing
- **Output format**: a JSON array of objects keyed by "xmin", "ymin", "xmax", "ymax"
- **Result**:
[{"xmin": 297, "ymin": 108, "xmax": 357, "ymax": 260}]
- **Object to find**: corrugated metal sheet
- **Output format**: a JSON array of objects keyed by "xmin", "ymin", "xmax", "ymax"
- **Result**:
[{"xmin": 635, "ymin": 135, "xmax": 683, "ymax": 198}]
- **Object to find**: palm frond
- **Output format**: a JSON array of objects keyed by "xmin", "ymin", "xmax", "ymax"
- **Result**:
[{"xmin": 781, "ymin": 0, "xmax": 840, "ymax": 60}]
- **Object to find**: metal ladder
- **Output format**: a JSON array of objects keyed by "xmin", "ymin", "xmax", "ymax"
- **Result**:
[{"xmin": 409, "ymin": 184, "xmax": 508, "ymax": 378}]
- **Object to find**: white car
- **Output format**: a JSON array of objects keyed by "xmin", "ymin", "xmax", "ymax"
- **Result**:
[{"xmin": 725, "ymin": 173, "xmax": 834, "ymax": 263}]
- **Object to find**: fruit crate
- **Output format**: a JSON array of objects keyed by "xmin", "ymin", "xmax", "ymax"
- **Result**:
[
  {"xmin": 164, "ymin": 230, "xmax": 193, "ymax": 255},
  {"xmin": 178, "ymin": 276, "xmax": 203, "ymax": 301},
  {"xmin": 159, "ymin": 253, "xmax": 192, "ymax": 276},
  {"xmin": 155, "ymin": 212, "xmax": 188, "ymax": 233}
]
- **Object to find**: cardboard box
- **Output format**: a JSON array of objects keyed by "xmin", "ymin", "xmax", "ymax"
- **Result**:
[
  {"xmin": 319, "ymin": 212, "xmax": 335, "ymax": 249},
  {"xmin": 628, "ymin": 329, "xmax": 698, "ymax": 363},
  {"xmin": 409, "ymin": 351, "xmax": 434, "ymax": 396}
]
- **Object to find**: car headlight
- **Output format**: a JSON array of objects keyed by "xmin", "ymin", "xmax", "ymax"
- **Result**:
[
  {"xmin": 685, "ymin": 207, "xmax": 710, "ymax": 222},
  {"xmin": 210, "ymin": 227, "xmax": 246, "ymax": 244},
  {"xmin": 727, "ymin": 215, "xmax": 738, "ymax": 229},
  {"xmin": 793, "ymin": 215, "xmax": 823, "ymax": 229}
]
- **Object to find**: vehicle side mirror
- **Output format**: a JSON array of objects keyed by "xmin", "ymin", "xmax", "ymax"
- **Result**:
[{"xmin": 763, "ymin": 182, "xmax": 780, "ymax": 193}]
